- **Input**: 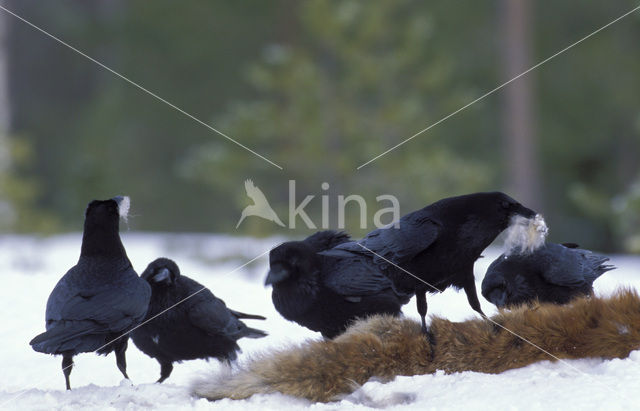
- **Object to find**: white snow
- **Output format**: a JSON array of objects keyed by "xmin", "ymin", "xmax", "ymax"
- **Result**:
[{"xmin": 0, "ymin": 233, "xmax": 639, "ymax": 410}]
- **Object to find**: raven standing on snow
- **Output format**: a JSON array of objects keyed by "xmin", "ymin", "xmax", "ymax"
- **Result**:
[
  {"xmin": 321, "ymin": 192, "xmax": 539, "ymax": 333},
  {"xmin": 481, "ymin": 242, "xmax": 615, "ymax": 308},
  {"xmin": 30, "ymin": 196, "xmax": 151, "ymax": 390},
  {"xmin": 130, "ymin": 258, "xmax": 267, "ymax": 383},
  {"xmin": 266, "ymin": 230, "xmax": 412, "ymax": 338}
]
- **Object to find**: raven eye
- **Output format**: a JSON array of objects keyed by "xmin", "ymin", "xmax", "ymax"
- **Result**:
[{"xmin": 501, "ymin": 200, "xmax": 510, "ymax": 209}]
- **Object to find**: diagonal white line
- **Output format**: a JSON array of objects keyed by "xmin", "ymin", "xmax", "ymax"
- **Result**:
[
  {"xmin": 480, "ymin": 311, "xmax": 631, "ymax": 401},
  {"xmin": 0, "ymin": 5, "xmax": 283, "ymax": 170},
  {"xmin": 355, "ymin": 244, "xmax": 630, "ymax": 400},
  {"xmin": 356, "ymin": 243, "xmax": 443, "ymax": 293},
  {"xmin": 357, "ymin": 4, "xmax": 640, "ymax": 170},
  {"xmin": 1, "ymin": 248, "xmax": 271, "ymax": 406},
  {"xmin": 92, "ymin": 248, "xmax": 272, "ymax": 353}
]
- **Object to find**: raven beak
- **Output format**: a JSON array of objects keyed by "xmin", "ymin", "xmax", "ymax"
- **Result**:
[
  {"xmin": 515, "ymin": 204, "xmax": 537, "ymax": 219},
  {"xmin": 153, "ymin": 268, "xmax": 171, "ymax": 283},
  {"xmin": 265, "ymin": 267, "xmax": 289, "ymax": 286},
  {"xmin": 490, "ymin": 289, "xmax": 507, "ymax": 308}
]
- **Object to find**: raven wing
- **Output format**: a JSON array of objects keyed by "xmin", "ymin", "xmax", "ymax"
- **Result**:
[
  {"xmin": 303, "ymin": 230, "xmax": 351, "ymax": 252},
  {"xmin": 538, "ymin": 244, "xmax": 589, "ymax": 287},
  {"xmin": 323, "ymin": 254, "xmax": 412, "ymax": 303},
  {"xmin": 321, "ymin": 213, "xmax": 440, "ymax": 270},
  {"xmin": 187, "ymin": 289, "xmax": 246, "ymax": 338},
  {"xmin": 46, "ymin": 266, "xmax": 151, "ymax": 332}
]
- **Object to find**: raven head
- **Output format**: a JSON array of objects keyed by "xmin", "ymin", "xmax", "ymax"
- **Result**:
[
  {"xmin": 142, "ymin": 257, "xmax": 181, "ymax": 287},
  {"xmin": 266, "ymin": 241, "xmax": 319, "ymax": 286}
]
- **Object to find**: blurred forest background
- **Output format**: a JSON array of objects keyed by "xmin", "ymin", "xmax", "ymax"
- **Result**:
[{"xmin": 0, "ymin": 0, "xmax": 639, "ymax": 252}]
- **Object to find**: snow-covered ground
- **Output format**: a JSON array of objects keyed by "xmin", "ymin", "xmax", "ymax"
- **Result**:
[{"xmin": 0, "ymin": 233, "xmax": 639, "ymax": 410}]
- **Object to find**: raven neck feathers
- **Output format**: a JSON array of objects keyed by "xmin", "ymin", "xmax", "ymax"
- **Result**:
[
  {"xmin": 79, "ymin": 218, "xmax": 128, "ymax": 261},
  {"xmin": 271, "ymin": 270, "xmax": 319, "ymax": 319}
]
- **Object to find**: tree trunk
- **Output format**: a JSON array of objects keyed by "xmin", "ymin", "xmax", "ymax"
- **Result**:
[
  {"xmin": 501, "ymin": 0, "xmax": 541, "ymax": 210},
  {"xmin": 0, "ymin": 6, "xmax": 12, "ymax": 228},
  {"xmin": 0, "ymin": 6, "xmax": 10, "ymax": 168}
]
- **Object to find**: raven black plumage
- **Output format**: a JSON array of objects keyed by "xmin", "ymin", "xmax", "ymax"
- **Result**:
[
  {"xmin": 321, "ymin": 192, "xmax": 538, "ymax": 333},
  {"xmin": 266, "ymin": 230, "xmax": 411, "ymax": 339},
  {"xmin": 130, "ymin": 258, "xmax": 267, "ymax": 383},
  {"xmin": 30, "ymin": 196, "xmax": 151, "ymax": 390},
  {"xmin": 481, "ymin": 242, "xmax": 615, "ymax": 308}
]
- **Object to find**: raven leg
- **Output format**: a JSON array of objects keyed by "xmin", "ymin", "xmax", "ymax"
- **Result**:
[
  {"xmin": 463, "ymin": 276, "xmax": 486, "ymax": 317},
  {"xmin": 62, "ymin": 353, "xmax": 74, "ymax": 390},
  {"xmin": 416, "ymin": 290, "xmax": 436, "ymax": 356},
  {"xmin": 416, "ymin": 290, "xmax": 428, "ymax": 334},
  {"xmin": 114, "ymin": 339, "xmax": 130, "ymax": 380},
  {"xmin": 157, "ymin": 361, "xmax": 173, "ymax": 383}
]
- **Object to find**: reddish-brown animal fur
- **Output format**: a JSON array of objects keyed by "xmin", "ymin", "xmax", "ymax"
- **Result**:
[{"xmin": 192, "ymin": 289, "xmax": 640, "ymax": 402}]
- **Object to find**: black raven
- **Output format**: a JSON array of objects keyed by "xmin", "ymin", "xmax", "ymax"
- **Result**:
[
  {"xmin": 30, "ymin": 196, "xmax": 151, "ymax": 390},
  {"xmin": 266, "ymin": 230, "xmax": 412, "ymax": 339},
  {"xmin": 130, "ymin": 258, "xmax": 267, "ymax": 383},
  {"xmin": 321, "ymin": 192, "xmax": 539, "ymax": 333},
  {"xmin": 481, "ymin": 242, "xmax": 615, "ymax": 308}
]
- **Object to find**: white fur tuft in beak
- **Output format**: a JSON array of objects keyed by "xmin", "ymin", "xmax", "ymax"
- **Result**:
[
  {"xmin": 116, "ymin": 196, "xmax": 130, "ymax": 221},
  {"xmin": 504, "ymin": 214, "xmax": 548, "ymax": 255}
]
